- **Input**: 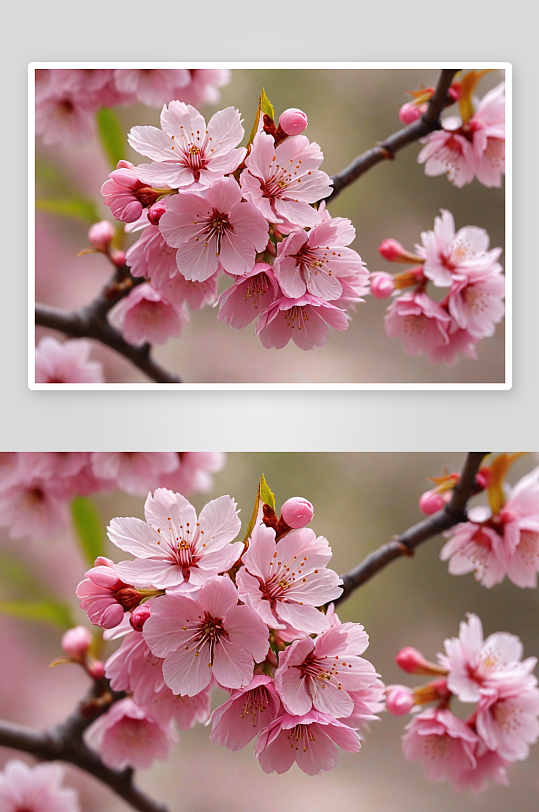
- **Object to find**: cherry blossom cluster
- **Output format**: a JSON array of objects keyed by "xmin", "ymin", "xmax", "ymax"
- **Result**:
[
  {"xmin": 399, "ymin": 72, "xmax": 505, "ymax": 188},
  {"xmin": 371, "ymin": 209, "xmax": 504, "ymax": 365},
  {"xmin": 0, "ymin": 759, "xmax": 79, "ymax": 812},
  {"xmin": 35, "ymin": 68, "xmax": 230, "ymax": 146},
  {"xmin": 0, "ymin": 452, "xmax": 224, "ymax": 541},
  {"xmin": 76, "ymin": 488, "xmax": 384, "ymax": 775},
  {"xmin": 100, "ymin": 99, "xmax": 369, "ymax": 351},
  {"xmin": 386, "ymin": 614, "xmax": 539, "ymax": 793}
]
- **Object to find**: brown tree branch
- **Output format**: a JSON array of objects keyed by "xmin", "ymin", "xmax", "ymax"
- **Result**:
[
  {"xmin": 35, "ymin": 264, "xmax": 181, "ymax": 384},
  {"xmin": 0, "ymin": 681, "xmax": 170, "ymax": 812},
  {"xmin": 326, "ymin": 68, "xmax": 460, "ymax": 203},
  {"xmin": 334, "ymin": 452, "xmax": 488, "ymax": 606}
]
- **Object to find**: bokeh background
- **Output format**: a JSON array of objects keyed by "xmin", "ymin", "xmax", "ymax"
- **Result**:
[
  {"xmin": 1, "ymin": 452, "xmax": 536, "ymax": 811},
  {"xmin": 35, "ymin": 68, "xmax": 506, "ymax": 384}
]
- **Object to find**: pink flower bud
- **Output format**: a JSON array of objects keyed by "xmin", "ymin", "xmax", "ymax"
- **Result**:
[
  {"xmin": 396, "ymin": 647, "xmax": 430, "ymax": 674},
  {"xmin": 370, "ymin": 272, "xmax": 395, "ymax": 299},
  {"xmin": 419, "ymin": 489, "xmax": 445, "ymax": 515},
  {"xmin": 111, "ymin": 249, "xmax": 126, "ymax": 268},
  {"xmin": 88, "ymin": 660, "xmax": 105, "ymax": 680},
  {"xmin": 386, "ymin": 684, "xmax": 415, "ymax": 716},
  {"xmin": 88, "ymin": 221, "xmax": 115, "ymax": 251},
  {"xmin": 130, "ymin": 605, "xmax": 151, "ymax": 632},
  {"xmin": 278, "ymin": 108, "xmax": 308, "ymax": 136},
  {"xmin": 475, "ymin": 468, "xmax": 490, "ymax": 489},
  {"xmin": 399, "ymin": 102, "xmax": 422, "ymax": 124},
  {"xmin": 147, "ymin": 201, "xmax": 167, "ymax": 226},
  {"xmin": 378, "ymin": 238, "xmax": 408, "ymax": 262},
  {"xmin": 448, "ymin": 83, "xmax": 461, "ymax": 101},
  {"xmin": 61, "ymin": 626, "xmax": 92, "ymax": 659},
  {"xmin": 281, "ymin": 497, "xmax": 314, "ymax": 529}
]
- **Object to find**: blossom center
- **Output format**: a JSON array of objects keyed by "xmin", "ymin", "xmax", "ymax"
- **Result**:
[{"xmin": 287, "ymin": 724, "xmax": 316, "ymax": 752}]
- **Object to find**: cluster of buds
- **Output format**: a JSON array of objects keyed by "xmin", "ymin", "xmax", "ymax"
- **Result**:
[
  {"xmin": 371, "ymin": 209, "xmax": 504, "ymax": 365},
  {"xmin": 99, "ymin": 94, "xmax": 369, "ymax": 352},
  {"xmin": 76, "ymin": 482, "xmax": 384, "ymax": 775},
  {"xmin": 35, "ymin": 68, "xmax": 230, "ymax": 146},
  {"xmin": 0, "ymin": 452, "xmax": 224, "ymax": 541},
  {"xmin": 386, "ymin": 614, "xmax": 539, "ymax": 793}
]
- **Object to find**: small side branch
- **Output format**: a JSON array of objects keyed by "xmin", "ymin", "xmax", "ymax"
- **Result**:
[
  {"xmin": 335, "ymin": 452, "xmax": 488, "ymax": 605},
  {"xmin": 327, "ymin": 68, "xmax": 459, "ymax": 203}
]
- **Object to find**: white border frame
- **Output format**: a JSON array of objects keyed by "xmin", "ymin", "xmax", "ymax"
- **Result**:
[{"xmin": 29, "ymin": 62, "xmax": 512, "ymax": 391}]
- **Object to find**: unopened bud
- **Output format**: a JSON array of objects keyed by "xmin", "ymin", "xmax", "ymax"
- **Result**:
[
  {"xmin": 278, "ymin": 108, "xmax": 308, "ymax": 136},
  {"xmin": 448, "ymin": 83, "xmax": 461, "ymax": 102},
  {"xmin": 61, "ymin": 626, "xmax": 92, "ymax": 659},
  {"xmin": 386, "ymin": 684, "xmax": 415, "ymax": 716},
  {"xmin": 395, "ymin": 646, "xmax": 448, "ymax": 677},
  {"xmin": 419, "ymin": 489, "xmax": 446, "ymax": 516},
  {"xmin": 147, "ymin": 202, "xmax": 167, "ymax": 225},
  {"xmin": 475, "ymin": 468, "xmax": 490, "ymax": 489},
  {"xmin": 370, "ymin": 272, "xmax": 395, "ymax": 299},
  {"xmin": 281, "ymin": 497, "xmax": 314, "ymax": 529},
  {"xmin": 116, "ymin": 587, "xmax": 142, "ymax": 611},
  {"xmin": 399, "ymin": 102, "xmax": 422, "ymax": 124},
  {"xmin": 88, "ymin": 660, "xmax": 105, "ymax": 680},
  {"xmin": 111, "ymin": 249, "xmax": 126, "ymax": 268},
  {"xmin": 130, "ymin": 605, "xmax": 151, "ymax": 632},
  {"xmin": 135, "ymin": 186, "xmax": 160, "ymax": 208},
  {"xmin": 88, "ymin": 221, "xmax": 115, "ymax": 251},
  {"xmin": 378, "ymin": 239, "xmax": 424, "ymax": 265}
]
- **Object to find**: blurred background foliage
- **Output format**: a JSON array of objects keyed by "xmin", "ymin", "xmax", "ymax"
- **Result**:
[
  {"xmin": 1, "ymin": 452, "xmax": 535, "ymax": 811},
  {"xmin": 35, "ymin": 68, "xmax": 505, "ymax": 383}
]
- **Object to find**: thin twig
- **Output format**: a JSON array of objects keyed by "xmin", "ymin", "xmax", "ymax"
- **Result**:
[
  {"xmin": 35, "ymin": 264, "xmax": 181, "ymax": 384},
  {"xmin": 326, "ymin": 68, "xmax": 460, "ymax": 203},
  {"xmin": 334, "ymin": 452, "xmax": 488, "ymax": 606}
]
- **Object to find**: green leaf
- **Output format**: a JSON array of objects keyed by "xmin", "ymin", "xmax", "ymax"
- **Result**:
[
  {"xmin": 35, "ymin": 196, "xmax": 100, "ymax": 223},
  {"xmin": 71, "ymin": 496, "xmax": 105, "ymax": 567},
  {"xmin": 96, "ymin": 107, "xmax": 126, "ymax": 169},
  {"xmin": 247, "ymin": 88, "xmax": 275, "ymax": 148},
  {"xmin": 259, "ymin": 473, "xmax": 276, "ymax": 511},
  {"xmin": 260, "ymin": 88, "xmax": 274, "ymax": 121},
  {"xmin": 243, "ymin": 474, "xmax": 275, "ymax": 542},
  {"xmin": 0, "ymin": 599, "xmax": 74, "ymax": 629}
]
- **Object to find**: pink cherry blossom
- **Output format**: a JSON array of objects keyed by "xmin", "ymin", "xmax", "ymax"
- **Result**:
[
  {"xmin": 501, "ymin": 467, "xmax": 539, "ymax": 587},
  {"xmin": 159, "ymin": 177, "xmax": 269, "ymax": 281},
  {"xmin": 109, "ymin": 489, "xmax": 242, "ymax": 590},
  {"xmin": 439, "ymin": 613, "xmax": 537, "ymax": 703},
  {"xmin": 476, "ymin": 685, "xmax": 539, "ymax": 761},
  {"xmin": 343, "ymin": 678, "xmax": 386, "ymax": 730},
  {"xmin": 76, "ymin": 557, "xmax": 141, "ymax": 629},
  {"xmin": 178, "ymin": 69, "xmax": 231, "ymax": 107},
  {"xmin": 281, "ymin": 497, "xmax": 314, "ymax": 529},
  {"xmin": 254, "ymin": 710, "xmax": 360, "ymax": 775},
  {"xmin": 236, "ymin": 522, "xmax": 342, "ymax": 635},
  {"xmin": 256, "ymin": 293, "xmax": 349, "ymax": 350},
  {"xmin": 91, "ymin": 453, "xmax": 179, "ymax": 497},
  {"xmin": 448, "ymin": 274, "xmax": 505, "ymax": 338},
  {"xmin": 158, "ymin": 452, "xmax": 225, "ymax": 495},
  {"xmin": 274, "ymin": 624, "xmax": 377, "ymax": 718},
  {"xmin": 105, "ymin": 628, "xmax": 211, "ymax": 728},
  {"xmin": 416, "ymin": 209, "xmax": 503, "ymax": 288},
  {"xmin": 143, "ymin": 577, "xmax": 269, "ymax": 695},
  {"xmin": 128, "ymin": 102, "xmax": 246, "ymax": 189},
  {"xmin": 113, "ymin": 69, "xmax": 191, "ymax": 107},
  {"xmin": 210, "ymin": 675, "xmax": 282, "ymax": 751},
  {"xmin": 101, "ymin": 160, "xmax": 160, "ymax": 224},
  {"xmin": 0, "ymin": 474, "xmax": 69, "ymax": 541},
  {"xmin": 439, "ymin": 512, "xmax": 507, "ymax": 587},
  {"xmin": 107, "ymin": 283, "xmax": 188, "ymax": 346},
  {"xmin": 154, "ymin": 270, "xmax": 219, "ymax": 311},
  {"xmin": 418, "ymin": 82, "xmax": 505, "ymax": 188},
  {"xmin": 84, "ymin": 697, "xmax": 177, "ymax": 770},
  {"xmin": 35, "ymin": 336, "xmax": 104, "ymax": 384},
  {"xmin": 451, "ymin": 746, "xmax": 510, "ymax": 793},
  {"xmin": 427, "ymin": 325, "xmax": 478, "ymax": 366},
  {"xmin": 402, "ymin": 707, "xmax": 479, "ymax": 787},
  {"xmin": 240, "ymin": 130, "xmax": 332, "ymax": 228},
  {"xmin": 274, "ymin": 217, "xmax": 367, "ymax": 301},
  {"xmin": 0, "ymin": 759, "xmax": 79, "ymax": 812},
  {"xmin": 217, "ymin": 264, "xmax": 281, "ymax": 329},
  {"xmin": 126, "ymin": 224, "xmax": 179, "ymax": 289},
  {"xmin": 35, "ymin": 87, "xmax": 95, "ymax": 146},
  {"xmin": 329, "ymin": 271, "xmax": 369, "ymax": 312},
  {"xmin": 384, "ymin": 292, "xmax": 451, "ymax": 361}
]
